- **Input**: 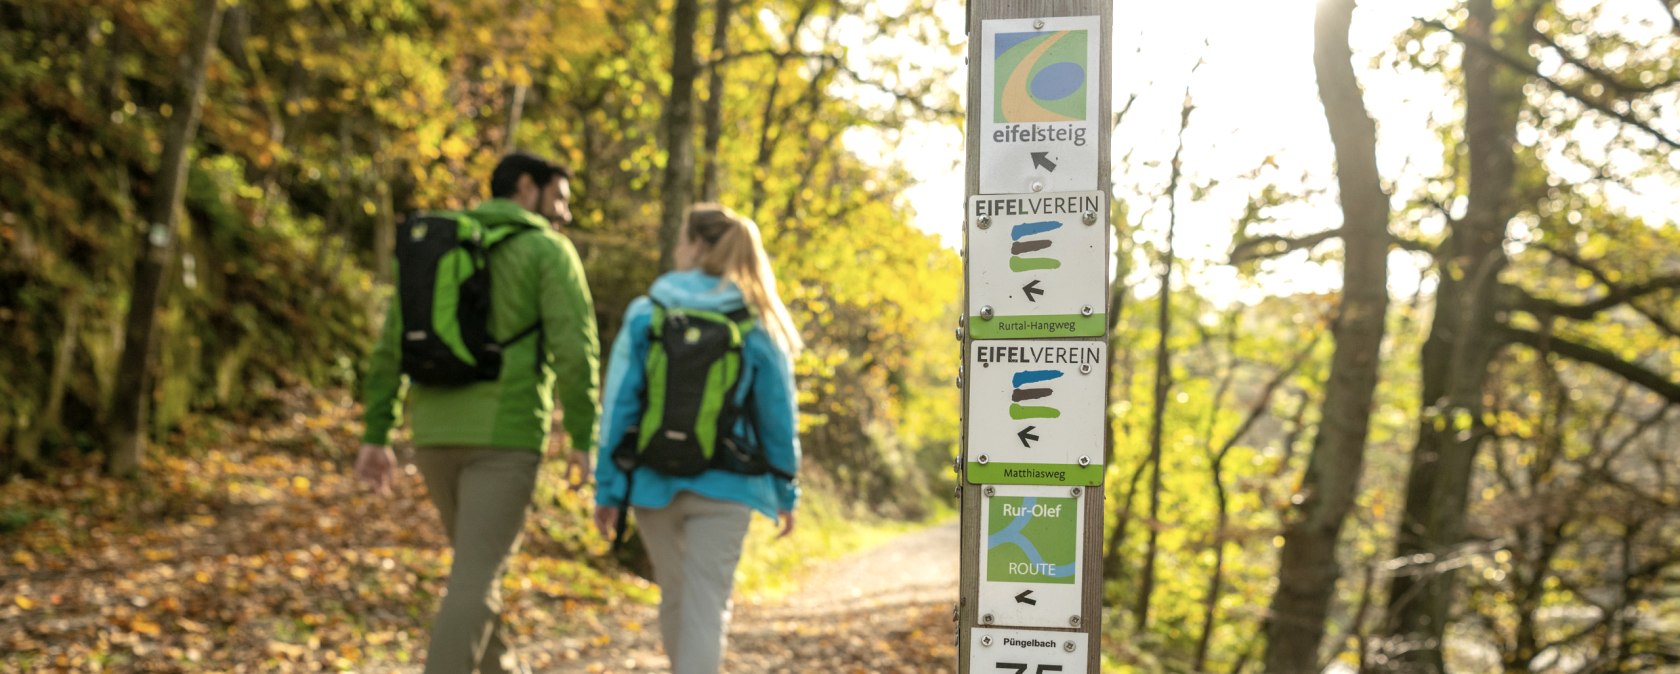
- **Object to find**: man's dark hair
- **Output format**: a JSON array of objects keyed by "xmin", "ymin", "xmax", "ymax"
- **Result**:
[{"xmin": 489, "ymin": 152, "xmax": 574, "ymax": 198}]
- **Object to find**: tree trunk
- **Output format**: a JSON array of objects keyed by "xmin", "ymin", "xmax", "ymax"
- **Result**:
[
  {"xmin": 698, "ymin": 0, "xmax": 734, "ymax": 201},
  {"xmin": 657, "ymin": 0, "xmax": 702, "ymax": 270},
  {"xmin": 1381, "ymin": 0, "xmax": 1520, "ymax": 668},
  {"xmin": 1262, "ymin": 0, "xmax": 1392, "ymax": 670},
  {"xmin": 504, "ymin": 83, "xmax": 529, "ymax": 153},
  {"xmin": 106, "ymin": 0, "xmax": 223, "ymax": 478},
  {"xmin": 1136, "ymin": 83, "xmax": 1193, "ymax": 629},
  {"xmin": 16, "ymin": 293, "xmax": 85, "ymax": 475},
  {"xmin": 748, "ymin": 0, "xmax": 819, "ymax": 219}
]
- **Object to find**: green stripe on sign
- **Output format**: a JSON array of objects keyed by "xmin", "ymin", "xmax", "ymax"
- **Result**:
[
  {"xmin": 1010, "ymin": 257, "xmax": 1062, "ymax": 272},
  {"xmin": 1009, "ymin": 404, "xmax": 1060, "ymax": 420},
  {"xmin": 967, "ymin": 461, "xmax": 1104, "ymax": 486},
  {"xmin": 967, "ymin": 313, "xmax": 1105, "ymax": 339}
]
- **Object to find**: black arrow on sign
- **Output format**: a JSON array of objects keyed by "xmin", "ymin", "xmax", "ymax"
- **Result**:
[
  {"xmin": 1030, "ymin": 152, "xmax": 1058, "ymax": 172},
  {"xmin": 1015, "ymin": 590, "xmax": 1037, "ymax": 605},
  {"xmin": 1017, "ymin": 426, "xmax": 1039, "ymax": 448},
  {"xmin": 1022, "ymin": 279, "xmax": 1045, "ymax": 302}
]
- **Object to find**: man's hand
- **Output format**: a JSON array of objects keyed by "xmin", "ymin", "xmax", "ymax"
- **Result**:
[
  {"xmin": 355, "ymin": 444, "xmax": 398, "ymax": 496},
  {"xmin": 777, "ymin": 510, "xmax": 796, "ymax": 539},
  {"xmin": 562, "ymin": 450, "xmax": 592, "ymax": 490},
  {"xmin": 593, "ymin": 505, "xmax": 620, "ymax": 540}
]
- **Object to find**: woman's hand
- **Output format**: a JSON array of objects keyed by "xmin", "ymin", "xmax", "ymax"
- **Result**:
[
  {"xmin": 777, "ymin": 510, "xmax": 796, "ymax": 539},
  {"xmin": 593, "ymin": 505, "xmax": 620, "ymax": 539}
]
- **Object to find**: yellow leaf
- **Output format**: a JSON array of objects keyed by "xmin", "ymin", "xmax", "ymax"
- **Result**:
[
  {"xmin": 132, "ymin": 618, "xmax": 162, "ymax": 636},
  {"xmin": 440, "ymin": 136, "xmax": 470, "ymax": 161},
  {"xmin": 14, "ymin": 595, "xmax": 35, "ymax": 610}
]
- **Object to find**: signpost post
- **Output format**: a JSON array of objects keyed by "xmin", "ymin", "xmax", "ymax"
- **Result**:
[{"xmin": 959, "ymin": 2, "xmax": 1111, "ymax": 673}]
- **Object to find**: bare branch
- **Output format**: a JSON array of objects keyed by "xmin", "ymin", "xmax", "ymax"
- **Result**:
[
  {"xmin": 1229, "ymin": 228, "xmax": 1436, "ymax": 264},
  {"xmin": 1420, "ymin": 18, "xmax": 1680, "ymax": 152},
  {"xmin": 1229, "ymin": 228, "xmax": 1342, "ymax": 264},
  {"xmin": 1507, "ymin": 278, "xmax": 1680, "ymax": 320},
  {"xmin": 1520, "ymin": 243, "xmax": 1680, "ymax": 336},
  {"xmin": 710, "ymin": 49, "xmax": 958, "ymax": 119},
  {"xmin": 1531, "ymin": 28, "xmax": 1679, "ymax": 96},
  {"xmin": 1500, "ymin": 326, "xmax": 1680, "ymax": 404}
]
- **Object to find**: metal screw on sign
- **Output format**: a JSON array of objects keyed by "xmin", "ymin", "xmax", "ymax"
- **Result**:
[
  {"xmin": 982, "ymin": 614, "xmax": 994, "ymax": 625},
  {"xmin": 1070, "ymin": 615, "xmax": 1082, "ymax": 627},
  {"xmin": 983, "ymin": 486, "xmax": 996, "ymax": 497},
  {"xmin": 954, "ymin": 326, "xmax": 965, "ymax": 341},
  {"xmin": 981, "ymin": 636, "xmax": 994, "ymax": 647},
  {"xmin": 1079, "ymin": 364, "xmax": 1092, "ymax": 375},
  {"xmin": 955, "ymin": 375, "xmax": 964, "ymax": 389},
  {"xmin": 978, "ymin": 215, "xmax": 992, "ymax": 230},
  {"xmin": 1070, "ymin": 487, "xmax": 1082, "ymax": 498},
  {"xmin": 977, "ymin": 454, "xmax": 990, "ymax": 465},
  {"xmin": 953, "ymin": 484, "xmax": 961, "ymax": 498},
  {"xmin": 1083, "ymin": 210, "xmax": 1098, "ymax": 225},
  {"xmin": 1081, "ymin": 305, "xmax": 1095, "ymax": 317},
  {"xmin": 1034, "ymin": 18, "xmax": 1045, "ymax": 29},
  {"xmin": 1078, "ymin": 456, "xmax": 1091, "ymax": 467},
  {"xmin": 980, "ymin": 305, "xmax": 995, "ymax": 320},
  {"xmin": 1063, "ymin": 641, "xmax": 1077, "ymax": 653},
  {"xmin": 1031, "ymin": 181, "xmax": 1045, "ymax": 193}
]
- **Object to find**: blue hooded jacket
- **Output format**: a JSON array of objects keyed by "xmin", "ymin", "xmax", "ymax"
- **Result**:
[{"xmin": 593, "ymin": 269, "xmax": 800, "ymax": 520}]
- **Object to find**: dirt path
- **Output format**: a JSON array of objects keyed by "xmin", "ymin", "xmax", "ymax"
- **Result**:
[{"xmin": 549, "ymin": 521, "xmax": 961, "ymax": 673}]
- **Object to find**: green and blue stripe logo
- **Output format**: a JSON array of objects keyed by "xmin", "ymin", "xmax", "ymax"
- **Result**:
[
  {"xmin": 1011, "ymin": 220, "xmax": 1062, "ymax": 272},
  {"xmin": 1011, "ymin": 369, "xmax": 1062, "ymax": 420}
]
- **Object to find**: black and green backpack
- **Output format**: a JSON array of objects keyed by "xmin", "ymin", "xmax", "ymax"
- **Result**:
[
  {"xmin": 610, "ymin": 301, "xmax": 795, "ymax": 547},
  {"xmin": 394, "ymin": 212, "xmax": 538, "ymax": 386}
]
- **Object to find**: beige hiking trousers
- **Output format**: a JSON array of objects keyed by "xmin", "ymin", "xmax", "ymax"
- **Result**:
[
  {"xmin": 635, "ymin": 492, "xmax": 754, "ymax": 674},
  {"xmin": 414, "ymin": 446, "xmax": 540, "ymax": 674}
]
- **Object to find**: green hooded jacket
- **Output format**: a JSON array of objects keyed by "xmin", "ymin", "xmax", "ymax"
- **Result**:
[{"xmin": 360, "ymin": 199, "xmax": 600, "ymax": 453}]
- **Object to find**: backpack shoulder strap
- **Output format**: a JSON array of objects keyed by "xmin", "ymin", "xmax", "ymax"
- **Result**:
[
  {"xmin": 647, "ymin": 299, "xmax": 669, "ymax": 339},
  {"xmin": 482, "ymin": 223, "xmax": 540, "ymax": 250}
]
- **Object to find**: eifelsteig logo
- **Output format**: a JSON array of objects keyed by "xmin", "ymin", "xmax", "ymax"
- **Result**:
[{"xmin": 993, "ymin": 30, "xmax": 1089, "ymax": 123}]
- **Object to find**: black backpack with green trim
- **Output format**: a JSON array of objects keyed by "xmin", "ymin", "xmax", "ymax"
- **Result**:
[
  {"xmin": 613, "ymin": 301, "xmax": 793, "ymax": 478},
  {"xmin": 609, "ymin": 301, "xmax": 794, "ymax": 547},
  {"xmin": 395, "ymin": 213, "xmax": 538, "ymax": 386}
]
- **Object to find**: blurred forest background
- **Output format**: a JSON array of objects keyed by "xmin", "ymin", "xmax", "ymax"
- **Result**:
[{"xmin": 1, "ymin": 0, "xmax": 1678, "ymax": 672}]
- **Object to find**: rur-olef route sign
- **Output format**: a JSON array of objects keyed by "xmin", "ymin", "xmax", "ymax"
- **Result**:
[{"xmin": 978, "ymin": 485, "xmax": 1087, "ymax": 630}]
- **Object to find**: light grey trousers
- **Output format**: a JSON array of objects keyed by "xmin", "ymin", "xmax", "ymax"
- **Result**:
[
  {"xmin": 413, "ymin": 447, "xmax": 540, "ymax": 674},
  {"xmin": 634, "ymin": 492, "xmax": 754, "ymax": 674}
]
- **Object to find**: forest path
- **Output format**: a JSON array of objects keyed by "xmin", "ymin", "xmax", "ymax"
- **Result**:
[{"xmin": 547, "ymin": 520, "xmax": 961, "ymax": 673}]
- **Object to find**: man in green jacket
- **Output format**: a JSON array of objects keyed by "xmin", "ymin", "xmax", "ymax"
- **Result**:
[{"xmin": 356, "ymin": 152, "xmax": 600, "ymax": 674}]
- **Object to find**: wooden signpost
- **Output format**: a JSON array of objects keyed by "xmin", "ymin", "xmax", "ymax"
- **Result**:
[{"xmin": 958, "ymin": 2, "xmax": 1112, "ymax": 672}]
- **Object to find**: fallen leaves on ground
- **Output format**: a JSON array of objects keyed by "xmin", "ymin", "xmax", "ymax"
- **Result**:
[{"xmin": 0, "ymin": 390, "xmax": 647, "ymax": 673}]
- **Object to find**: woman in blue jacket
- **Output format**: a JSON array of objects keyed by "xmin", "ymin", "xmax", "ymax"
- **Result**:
[{"xmin": 592, "ymin": 204, "xmax": 801, "ymax": 674}]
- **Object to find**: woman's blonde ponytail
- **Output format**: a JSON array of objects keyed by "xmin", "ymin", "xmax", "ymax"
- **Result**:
[{"xmin": 687, "ymin": 205, "xmax": 803, "ymax": 355}]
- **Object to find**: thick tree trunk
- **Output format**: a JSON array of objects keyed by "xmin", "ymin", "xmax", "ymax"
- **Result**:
[
  {"xmin": 107, "ymin": 0, "xmax": 223, "ymax": 477},
  {"xmin": 1380, "ymin": 0, "xmax": 1520, "ymax": 668},
  {"xmin": 698, "ymin": 0, "xmax": 734, "ymax": 201},
  {"xmin": 657, "ymin": 0, "xmax": 702, "ymax": 270},
  {"xmin": 1262, "ymin": 0, "xmax": 1392, "ymax": 670}
]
